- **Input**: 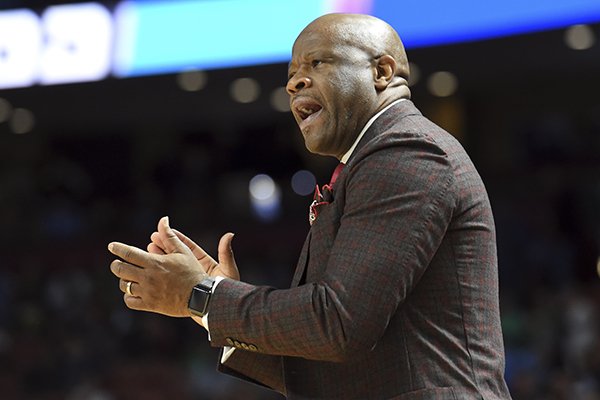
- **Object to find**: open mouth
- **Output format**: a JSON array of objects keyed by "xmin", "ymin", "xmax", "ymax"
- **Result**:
[
  {"xmin": 296, "ymin": 103, "xmax": 322, "ymax": 121},
  {"xmin": 293, "ymin": 98, "xmax": 323, "ymax": 129},
  {"xmin": 293, "ymin": 98, "xmax": 323, "ymax": 120}
]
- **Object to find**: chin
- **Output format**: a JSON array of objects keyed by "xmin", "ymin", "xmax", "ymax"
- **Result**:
[
  {"xmin": 301, "ymin": 130, "xmax": 317, "ymax": 152},
  {"xmin": 305, "ymin": 144, "xmax": 334, "ymax": 157},
  {"xmin": 303, "ymin": 141, "xmax": 320, "ymax": 155},
  {"xmin": 302, "ymin": 130, "xmax": 334, "ymax": 157}
]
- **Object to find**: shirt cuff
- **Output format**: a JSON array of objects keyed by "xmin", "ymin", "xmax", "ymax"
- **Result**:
[{"xmin": 221, "ymin": 346, "xmax": 236, "ymax": 363}]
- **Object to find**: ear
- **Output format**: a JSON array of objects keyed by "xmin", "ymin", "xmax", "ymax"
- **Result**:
[{"xmin": 373, "ymin": 55, "xmax": 396, "ymax": 91}]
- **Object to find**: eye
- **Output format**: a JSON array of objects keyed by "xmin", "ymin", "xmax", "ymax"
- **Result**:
[{"xmin": 311, "ymin": 59, "xmax": 322, "ymax": 68}]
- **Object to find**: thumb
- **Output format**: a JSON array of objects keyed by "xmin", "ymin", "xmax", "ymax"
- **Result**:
[
  {"xmin": 217, "ymin": 232, "xmax": 237, "ymax": 268},
  {"xmin": 157, "ymin": 216, "xmax": 188, "ymax": 254}
]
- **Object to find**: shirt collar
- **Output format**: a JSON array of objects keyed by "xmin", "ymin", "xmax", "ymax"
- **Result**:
[{"xmin": 340, "ymin": 98, "xmax": 406, "ymax": 164}]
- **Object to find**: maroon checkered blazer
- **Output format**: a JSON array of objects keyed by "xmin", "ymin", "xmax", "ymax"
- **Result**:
[{"xmin": 207, "ymin": 100, "xmax": 512, "ymax": 399}]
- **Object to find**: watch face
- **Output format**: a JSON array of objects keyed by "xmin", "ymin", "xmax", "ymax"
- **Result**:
[{"xmin": 188, "ymin": 279, "xmax": 214, "ymax": 317}]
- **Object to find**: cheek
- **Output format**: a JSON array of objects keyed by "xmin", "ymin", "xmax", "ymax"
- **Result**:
[
  {"xmin": 322, "ymin": 69, "xmax": 373, "ymax": 128},
  {"xmin": 337, "ymin": 71, "xmax": 371, "ymax": 104}
]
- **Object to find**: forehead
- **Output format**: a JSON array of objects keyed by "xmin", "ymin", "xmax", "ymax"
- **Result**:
[
  {"xmin": 292, "ymin": 27, "xmax": 336, "ymax": 55},
  {"xmin": 291, "ymin": 24, "xmax": 366, "ymax": 62}
]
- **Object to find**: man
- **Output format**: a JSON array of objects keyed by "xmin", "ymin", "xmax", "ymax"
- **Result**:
[{"xmin": 109, "ymin": 14, "xmax": 512, "ymax": 399}]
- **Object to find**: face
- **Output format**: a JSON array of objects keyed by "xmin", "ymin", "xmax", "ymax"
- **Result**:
[{"xmin": 287, "ymin": 23, "xmax": 378, "ymax": 159}]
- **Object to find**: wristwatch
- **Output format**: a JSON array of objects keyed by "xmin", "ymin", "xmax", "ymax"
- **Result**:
[{"xmin": 188, "ymin": 277, "xmax": 215, "ymax": 317}]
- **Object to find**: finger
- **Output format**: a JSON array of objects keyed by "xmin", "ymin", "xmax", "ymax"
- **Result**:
[
  {"xmin": 172, "ymin": 229, "xmax": 196, "ymax": 250},
  {"xmin": 124, "ymin": 294, "xmax": 148, "ymax": 311},
  {"xmin": 157, "ymin": 216, "xmax": 189, "ymax": 255},
  {"xmin": 147, "ymin": 242, "xmax": 166, "ymax": 255},
  {"xmin": 150, "ymin": 231, "xmax": 166, "ymax": 253},
  {"xmin": 110, "ymin": 259, "xmax": 143, "ymax": 281},
  {"xmin": 108, "ymin": 242, "xmax": 157, "ymax": 267},
  {"xmin": 173, "ymin": 229, "xmax": 217, "ymax": 267},
  {"xmin": 218, "ymin": 232, "xmax": 236, "ymax": 267},
  {"xmin": 119, "ymin": 279, "xmax": 141, "ymax": 297}
]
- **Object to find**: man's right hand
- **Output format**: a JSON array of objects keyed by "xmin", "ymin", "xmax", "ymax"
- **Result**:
[{"xmin": 147, "ymin": 219, "xmax": 240, "ymax": 281}]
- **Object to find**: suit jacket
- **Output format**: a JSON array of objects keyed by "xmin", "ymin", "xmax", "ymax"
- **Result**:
[{"xmin": 206, "ymin": 100, "xmax": 512, "ymax": 399}]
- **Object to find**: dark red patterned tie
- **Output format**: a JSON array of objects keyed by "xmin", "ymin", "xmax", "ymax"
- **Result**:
[
  {"xmin": 309, "ymin": 163, "xmax": 345, "ymax": 225},
  {"xmin": 328, "ymin": 162, "xmax": 345, "ymax": 189}
]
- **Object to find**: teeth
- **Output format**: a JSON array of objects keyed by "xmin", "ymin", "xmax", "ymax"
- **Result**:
[{"xmin": 300, "ymin": 106, "xmax": 315, "ymax": 115}]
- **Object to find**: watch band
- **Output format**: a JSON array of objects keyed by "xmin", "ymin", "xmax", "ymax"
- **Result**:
[{"xmin": 188, "ymin": 277, "xmax": 215, "ymax": 317}]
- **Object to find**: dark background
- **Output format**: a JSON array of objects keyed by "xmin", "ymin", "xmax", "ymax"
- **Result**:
[{"xmin": 0, "ymin": 3, "xmax": 599, "ymax": 398}]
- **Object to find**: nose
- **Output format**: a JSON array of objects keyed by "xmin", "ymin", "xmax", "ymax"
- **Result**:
[{"xmin": 286, "ymin": 74, "xmax": 311, "ymax": 95}]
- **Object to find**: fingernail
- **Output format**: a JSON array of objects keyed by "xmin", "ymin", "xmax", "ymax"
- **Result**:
[{"xmin": 108, "ymin": 243, "xmax": 114, "ymax": 252}]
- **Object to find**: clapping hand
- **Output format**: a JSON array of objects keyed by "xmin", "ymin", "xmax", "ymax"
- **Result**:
[
  {"xmin": 108, "ymin": 217, "xmax": 238, "ymax": 318},
  {"xmin": 147, "ymin": 218, "xmax": 239, "ymax": 281}
]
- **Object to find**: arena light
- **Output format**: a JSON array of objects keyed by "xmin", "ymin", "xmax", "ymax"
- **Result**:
[
  {"xmin": 270, "ymin": 87, "xmax": 290, "ymax": 112},
  {"xmin": 9, "ymin": 108, "xmax": 35, "ymax": 134},
  {"xmin": 427, "ymin": 71, "xmax": 458, "ymax": 98},
  {"xmin": 176, "ymin": 69, "xmax": 207, "ymax": 92},
  {"xmin": 291, "ymin": 170, "xmax": 316, "ymax": 196},
  {"xmin": 0, "ymin": 98, "xmax": 12, "ymax": 123},
  {"xmin": 407, "ymin": 62, "xmax": 421, "ymax": 87},
  {"xmin": 230, "ymin": 78, "xmax": 260, "ymax": 104},
  {"xmin": 249, "ymin": 174, "xmax": 281, "ymax": 221},
  {"xmin": 564, "ymin": 24, "xmax": 596, "ymax": 50}
]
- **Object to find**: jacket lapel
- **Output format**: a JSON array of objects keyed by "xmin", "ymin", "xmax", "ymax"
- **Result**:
[{"xmin": 291, "ymin": 231, "xmax": 311, "ymax": 287}]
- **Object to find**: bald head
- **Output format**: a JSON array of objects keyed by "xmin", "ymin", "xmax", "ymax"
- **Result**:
[{"xmin": 295, "ymin": 13, "xmax": 410, "ymax": 81}]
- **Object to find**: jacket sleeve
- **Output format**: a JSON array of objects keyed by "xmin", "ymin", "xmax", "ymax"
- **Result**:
[
  {"xmin": 217, "ymin": 348, "xmax": 286, "ymax": 395},
  {"xmin": 207, "ymin": 136, "xmax": 455, "ymax": 362}
]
